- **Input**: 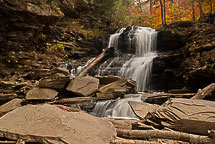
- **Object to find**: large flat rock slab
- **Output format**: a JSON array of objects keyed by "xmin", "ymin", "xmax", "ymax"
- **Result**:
[
  {"xmin": 0, "ymin": 104, "xmax": 116, "ymax": 144},
  {"xmin": 146, "ymin": 98, "xmax": 215, "ymax": 135}
]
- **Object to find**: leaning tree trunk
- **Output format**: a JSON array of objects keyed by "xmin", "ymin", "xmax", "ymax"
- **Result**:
[
  {"xmin": 160, "ymin": 0, "xmax": 164, "ymax": 25},
  {"xmin": 191, "ymin": 83, "xmax": 215, "ymax": 100},
  {"xmin": 77, "ymin": 47, "xmax": 114, "ymax": 77}
]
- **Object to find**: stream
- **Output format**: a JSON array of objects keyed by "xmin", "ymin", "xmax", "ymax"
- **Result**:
[{"xmin": 72, "ymin": 26, "xmax": 159, "ymax": 119}]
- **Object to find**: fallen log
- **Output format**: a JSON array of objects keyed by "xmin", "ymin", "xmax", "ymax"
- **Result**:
[
  {"xmin": 191, "ymin": 83, "xmax": 215, "ymax": 100},
  {"xmin": 0, "ymin": 141, "xmax": 16, "ymax": 144},
  {"xmin": 144, "ymin": 93, "xmax": 195, "ymax": 104},
  {"xmin": 53, "ymin": 97, "xmax": 110, "ymax": 104},
  {"xmin": 113, "ymin": 137, "xmax": 157, "ymax": 144},
  {"xmin": 77, "ymin": 47, "xmax": 114, "ymax": 77},
  {"xmin": 116, "ymin": 129, "xmax": 213, "ymax": 144},
  {"xmin": 55, "ymin": 105, "xmax": 84, "ymax": 112}
]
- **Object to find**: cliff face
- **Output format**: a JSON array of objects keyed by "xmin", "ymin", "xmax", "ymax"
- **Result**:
[{"xmin": 153, "ymin": 20, "xmax": 215, "ymax": 92}]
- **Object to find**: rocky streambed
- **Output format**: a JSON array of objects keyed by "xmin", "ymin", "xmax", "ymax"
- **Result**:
[{"xmin": 0, "ymin": 65, "xmax": 215, "ymax": 143}]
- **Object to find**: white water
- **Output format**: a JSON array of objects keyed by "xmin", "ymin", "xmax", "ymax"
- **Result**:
[
  {"xmin": 91, "ymin": 94, "xmax": 143, "ymax": 119},
  {"xmin": 108, "ymin": 28, "xmax": 126, "ymax": 48},
  {"xmin": 118, "ymin": 27, "xmax": 158, "ymax": 91}
]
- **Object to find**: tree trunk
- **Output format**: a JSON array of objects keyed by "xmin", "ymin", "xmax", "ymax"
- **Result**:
[
  {"xmin": 163, "ymin": 0, "xmax": 166, "ymax": 24},
  {"xmin": 116, "ymin": 129, "xmax": 213, "ymax": 144},
  {"xmin": 150, "ymin": 0, "xmax": 153, "ymax": 15},
  {"xmin": 192, "ymin": 0, "xmax": 196, "ymax": 21},
  {"xmin": 209, "ymin": 0, "xmax": 213, "ymax": 13},
  {"xmin": 160, "ymin": 0, "xmax": 164, "ymax": 25},
  {"xmin": 198, "ymin": 0, "xmax": 204, "ymax": 18},
  {"xmin": 191, "ymin": 83, "xmax": 215, "ymax": 100},
  {"xmin": 77, "ymin": 47, "xmax": 114, "ymax": 77}
]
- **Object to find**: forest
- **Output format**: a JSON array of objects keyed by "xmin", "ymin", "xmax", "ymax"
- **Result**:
[
  {"xmin": 0, "ymin": 0, "xmax": 215, "ymax": 143},
  {"xmin": 86, "ymin": 0, "xmax": 215, "ymax": 28}
]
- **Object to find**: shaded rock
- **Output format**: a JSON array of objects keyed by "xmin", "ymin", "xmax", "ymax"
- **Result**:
[
  {"xmin": 0, "ymin": 104, "xmax": 116, "ymax": 144},
  {"xmin": 146, "ymin": 98, "xmax": 215, "ymax": 135},
  {"xmin": 0, "ymin": 81, "xmax": 16, "ymax": 89},
  {"xmin": 0, "ymin": 99, "xmax": 23, "ymax": 117},
  {"xmin": 0, "ymin": 93, "xmax": 18, "ymax": 101},
  {"xmin": 0, "ymin": 0, "xmax": 63, "ymax": 26},
  {"xmin": 39, "ymin": 73, "xmax": 70, "ymax": 90},
  {"xmin": 96, "ymin": 78, "xmax": 137, "ymax": 99},
  {"xmin": 52, "ymin": 67, "xmax": 70, "ymax": 76},
  {"xmin": 96, "ymin": 75, "xmax": 121, "ymax": 85},
  {"xmin": 26, "ymin": 88, "xmax": 58, "ymax": 100},
  {"xmin": 128, "ymin": 101, "xmax": 159, "ymax": 119},
  {"xmin": 66, "ymin": 76, "xmax": 99, "ymax": 97}
]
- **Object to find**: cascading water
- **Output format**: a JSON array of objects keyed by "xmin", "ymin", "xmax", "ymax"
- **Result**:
[
  {"xmin": 91, "ymin": 27, "xmax": 158, "ymax": 119},
  {"xmin": 99, "ymin": 26, "xmax": 158, "ymax": 91},
  {"xmin": 119, "ymin": 27, "xmax": 157, "ymax": 91}
]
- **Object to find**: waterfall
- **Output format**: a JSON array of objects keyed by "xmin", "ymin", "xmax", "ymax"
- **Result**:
[
  {"xmin": 91, "ymin": 27, "xmax": 158, "ymax": 119},
  {"xmin": 119, "ymin": 27, "xmax": 157, "ymax": 91},
  {"xmin": 99, "ymin": 26, "xmax": 158, "ymax": 91}
]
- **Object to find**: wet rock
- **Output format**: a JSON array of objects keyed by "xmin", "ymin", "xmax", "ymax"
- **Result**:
[
  {"xmin": 26, "ymin": 88, "xmax": 58, "ymax": 100},
  {"xmin": 0, "ymin": 99, "xmax": 23, "ymax": 117},
  {"xmin": 52, "ymin": 67, "xmax": 70, "ymax": 76},
  {"xmin": 66, "ymin": 76, "xmax": 99, "ymax": 97},
  {"xmin": 96, "ymin": 78, "xmax": 137, "ymax": 99},
  {"xmin": 0, "ymin": 104, "xmax": 116, "ymax": 144},
  {"xmin": 39, "ymin": 73, "xmax": 70, "ymax": 90}
]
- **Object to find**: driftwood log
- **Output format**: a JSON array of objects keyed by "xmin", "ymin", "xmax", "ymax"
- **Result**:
[
  {"xmin": 116, "ymin": 129, "xmax": 213, "ymax": 144},
  {"xmin": 113, "ymin": 137, "xmax": 158, "ymax": 144},
  {"xmin": 191, "ymin": 83, "xmax": 215, "ymax": 100},
  {"xmin": 144, "ymin": 93, "xmax": 195, "ymax": 104},
  {"xmin": 54, "ymin": 97, "xmax": 110, "ymax": 104},
  {"xmin": 77, "ymin": 47, "xmax": 114, "ymax": 77}
]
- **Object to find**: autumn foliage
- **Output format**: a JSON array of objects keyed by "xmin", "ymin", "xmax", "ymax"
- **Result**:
[{"xmin": 110, "ymin": 0, "xmax": 215, "ymax": 29}]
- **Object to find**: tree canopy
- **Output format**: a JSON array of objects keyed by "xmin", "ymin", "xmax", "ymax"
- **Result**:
[{"xmin": 89, "ymin": 0, "xmax": 215, "ymax": 28}]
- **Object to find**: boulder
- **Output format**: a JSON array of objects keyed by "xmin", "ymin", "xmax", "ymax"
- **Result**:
[
  {"xmin": 0, "ymin": 99, "xmax": 23, "ymax": 117},
  {"xmin": 0, "ymin": 104, "xmax": 116, "ymax": 144},
  {"xmin": 96, "ymin": 78, "xmax": 137, "ymax": 99},
  {"xmin": 26, "ymin": 88, "xmax": 58, "ymax": 100},
  {"xmin": 66, "ymin": 76, "xmax": 99, "ymax": 97},
  {"xmin": 39, "ymin": 73, "xmax": 70, "ymax": 90}
]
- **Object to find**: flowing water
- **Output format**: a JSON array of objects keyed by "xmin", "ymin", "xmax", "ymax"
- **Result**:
[{"xmin": 91, "ymin": 27, "xmax": 158, "ymax": 119}]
